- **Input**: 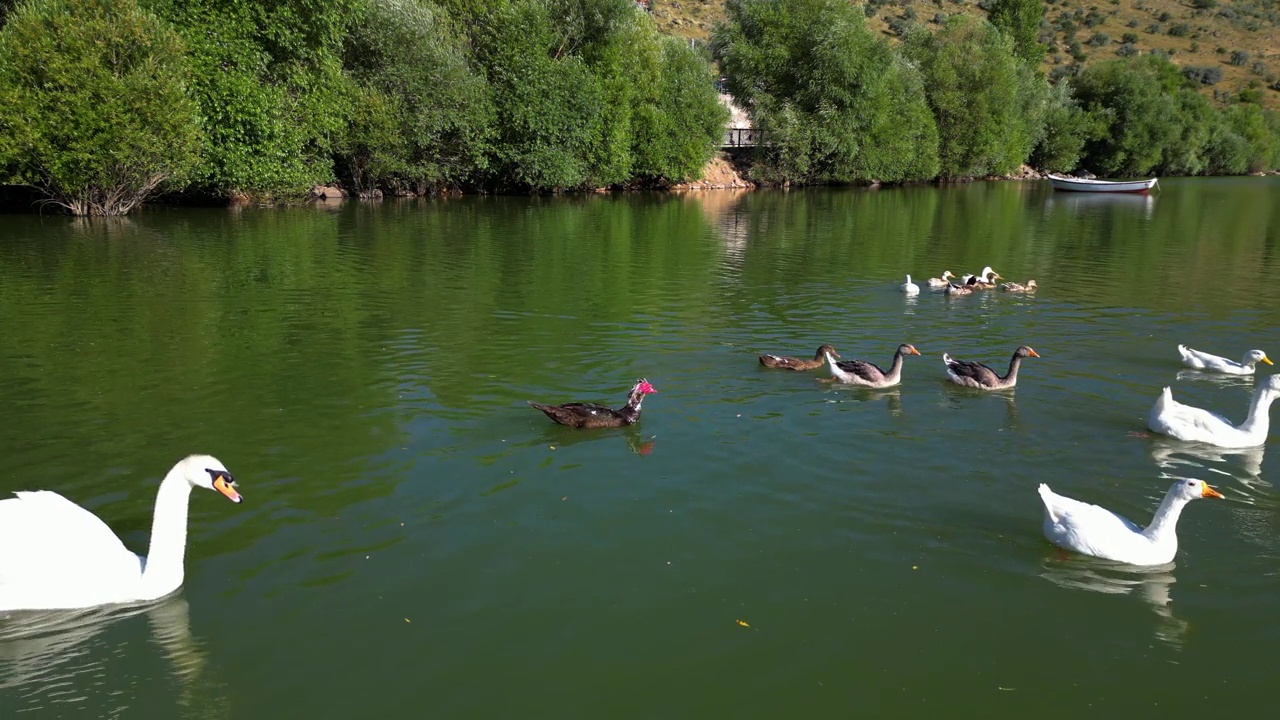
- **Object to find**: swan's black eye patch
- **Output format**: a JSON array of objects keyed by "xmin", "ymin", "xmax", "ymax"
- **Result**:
[{"xmin": 206, "ymin": 468, "xmax": 234, "ymax": 483}]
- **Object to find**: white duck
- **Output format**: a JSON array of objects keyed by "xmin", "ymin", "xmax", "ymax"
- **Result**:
[
  {"xmin": 1038, "ymin": 479, "xmax": 1223, "ymax": 566},
  {"xmin": 900, "ymin": 275, "xmax": 920, "ymax": 295},
  {"xmin": 1148, "ymin": 374, "xmax": 1280, "ymax": 448},
  {"xmin": 970, "ymin": 266, "xmax": 1002, "ymax": 289},
  {"xmin": 1177, "ymin": 345, "xmax": 1272, "ymax": 375},
  {"xmin": 926, "ymin": 271, "xmax": 955, "ymax": 289},
  {"xmin": 0, "ymin": 455, "xmax": 242, "ymax": 612}
]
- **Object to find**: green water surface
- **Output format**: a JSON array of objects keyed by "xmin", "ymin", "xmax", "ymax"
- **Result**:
[{"xmin": 1, "ymin": 179, "xmax": 1279, "ymax": 718}]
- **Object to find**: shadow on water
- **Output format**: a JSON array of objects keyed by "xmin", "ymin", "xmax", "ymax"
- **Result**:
[
  {"xmin": 819, "ymin": 384, "xmax": 904, "ymax": 417},
  {"xmin": 0, "ymin": 595, "xmax": 229, "ymax": 715},
  {"xmin": 1039, "ymin": 555, "xmax": 1187, "ymax": 650},
  {"xmin": 521, "ymin": 423, "xmax": 657, "ymax": 457},
  {"xmin": 1148, "ymin": 438, "xmax": 1280, "ymax": 558},
  {"xmin": 1174, "ymin": 369, "xmax": 1258, "ymax": 390}
]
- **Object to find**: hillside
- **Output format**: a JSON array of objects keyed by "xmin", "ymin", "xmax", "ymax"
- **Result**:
[{"xmin": 647, "ymin": 0, "xmax": 1280, "ymax": 109}]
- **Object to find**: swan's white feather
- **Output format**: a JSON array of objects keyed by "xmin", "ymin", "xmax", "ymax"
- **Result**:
[{"xmin": 0, "ymin": 492, "xmax": 143, "ymax": 609}]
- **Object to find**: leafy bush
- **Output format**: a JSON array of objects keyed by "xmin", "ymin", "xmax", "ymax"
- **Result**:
[
  {"xmin": 1088, "ymin": 32, "xmax": 1110, "ymax": 46},
  {"xmin": 1168, "ymin": 22, "xmax": 1191, "ymax": 36},
  {"xmin": 1116, "ymin": 42, "xmax": 1138, "ymax": 56},
  {"xmin": 0, "ymin": 0, "xmax": 201, "ymax": 214},
  {"xmin": 1182, "ymin": 65, "xmax": 1224, "ymax": 84},
  {"xmin": 1122, "ymin": 31, "xmax": 1139, "ymax": 43},
  {"xmin": 1191, "ymin": 0, "xmax": 1216, "ymax": 8},
  {"xmin": 1231, "ymin": 49, "xmax": 1251, "ymax": 66}
]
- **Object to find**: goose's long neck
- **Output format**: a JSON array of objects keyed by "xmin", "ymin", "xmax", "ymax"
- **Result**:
[
  {"xmin": 1142, "ymin": 490, "xmax": 1192, "ymax": 543},
  {"xmin": 1237, "ymin": 389, "xmax": 1278, "ymax": 436},
  {"xmin": 139, "ymin": 467, "xmax": 195, "ymax": 599},
  {"xmin": 1002, "ymin": 354, "xmax": 1024, "ymax": 384},
  {"xmin": 884, "ymin": 350, "xmax": 907, "ymax": 383}
]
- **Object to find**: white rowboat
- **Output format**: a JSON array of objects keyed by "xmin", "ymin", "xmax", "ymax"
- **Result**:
[{"xmin": 1048, "ymin": 174, "xmax": 1159, "ymax": 194}]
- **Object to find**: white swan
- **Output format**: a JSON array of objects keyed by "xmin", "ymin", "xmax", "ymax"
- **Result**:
[
  {"xmin": 1177, "ymin": 344, "xmax": 1271, "ymax": 375},
  {"xmin": 1148, "ymin": 374, "xmax": 1280, "ymax": 448},
  {"xmin": 0, "ymin": 455, "xmax": 242, "ymax": 612},
  {"xmin": 899, "ymin": 275, "xmax": 920, "ymax": 295},
  {"xmin": 1038, "ymin": 479, "xmax": 1223, "ymax": 566}
]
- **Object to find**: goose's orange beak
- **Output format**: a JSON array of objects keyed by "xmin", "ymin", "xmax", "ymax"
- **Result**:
[
  {"xmin": 908, "ymin": 346, "xmax": 921, "ymax": 355},
  {"xmin": 213, "ymin": 475, "xmax": 243, "ymax": 503},
  {"xmin": 1202, "ymin": 484, "xmax": 1224, "ymax": 499},
  {"xmin": 1028, "ymin": 349, "xmax": 1041, "ymax": 358}
]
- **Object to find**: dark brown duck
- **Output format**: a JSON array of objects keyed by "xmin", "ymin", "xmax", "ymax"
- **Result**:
[
  {"xmin": 528, "ymin": 379, "xmax": 657, "ymax": 429},
  {"xmin": 759, "ymin": 344, "xmax": 839, "ymax": 371}
]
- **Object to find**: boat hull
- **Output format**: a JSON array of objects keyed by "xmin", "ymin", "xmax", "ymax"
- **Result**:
[{"xmin": 1047, "ymin": 175, "xmax": 1158, "ymax": 194}]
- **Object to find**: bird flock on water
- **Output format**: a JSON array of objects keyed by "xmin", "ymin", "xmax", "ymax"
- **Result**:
[{"xmin": 0, "ymin": 265, "xmax": 1274, "ymax": 614}]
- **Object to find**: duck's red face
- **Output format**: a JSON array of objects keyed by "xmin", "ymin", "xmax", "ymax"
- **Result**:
[{"xmin": 637, "ymin": 380, "xmax": 657, "ymax": 394}]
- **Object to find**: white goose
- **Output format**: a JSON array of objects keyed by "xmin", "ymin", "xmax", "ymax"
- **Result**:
[
  {"xmin": 1177, "ymin": 345, "xmax": 1271, "ymax": 375},
  {"xmin": 0, "ymin": 455, "xmax": 242, "ymax": 612},
  {"xmin": 1148, "ymin": 374, "xmax": 1280, "ymax": 448},
  {"xmin": 1038, "ymin": 479, "xmax": 1223, "ymax": 566},
  {"xmin": 900, "ymin": 275, "xmax": 920, "ymax": 295}
]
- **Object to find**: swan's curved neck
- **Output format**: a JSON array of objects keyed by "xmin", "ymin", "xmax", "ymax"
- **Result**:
[
  {"xmin": 1237, "ymin": 389, "xmax": 1278, "ymax": 436},
  {"xmin": 1143, "ymin": 490, "xmax": 1192, "ymax": 543},
  {"xmin": 139, "ymin": 467, "xmax": 195, "ymax": 600}
]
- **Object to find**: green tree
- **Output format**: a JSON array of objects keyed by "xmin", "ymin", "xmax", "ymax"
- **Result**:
[
  {"xmin": 467, "ymin": 0, "xmax": 607, "ymax": 190},
  {"xmin": 1161, "ymin": 89, "xmax": 1216, "ymax": 176},
  {"xmin": 0, "ymin": 0, "xmax": 202, "ymax": 215},
  {"xmin": 1030, "ymin": 81, "xmax": 1101, "ymax": 172},
  {"xmin": 340, "ymin": 0, "xmax": 494, "ymax": 194},
  {"xmin": 986, "ymin": 0, "xmax": 1047, "ymax": 65},
  {"xmin": 907, "ymin": 16, "xmax": 1043, "ymax": 179},
  {"xmin": 629, "ymin": 34, "xmax": 729, "ymax": 183},
  {"xmin": 712, "ymin": 0, "xmax": 939, "ymax": 184},
  {"xmin": 1072, "ymin": 55, "xmax": 1183, "ymax": 176},
  {"xmin": 144, "ymin": 0, "xmax": 358, "ymax": 198}
]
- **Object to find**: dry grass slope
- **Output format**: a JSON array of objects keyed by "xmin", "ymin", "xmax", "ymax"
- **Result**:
[{"xmin": 647, "ymin": 0, "xmax": 1280, "ymax": 109}]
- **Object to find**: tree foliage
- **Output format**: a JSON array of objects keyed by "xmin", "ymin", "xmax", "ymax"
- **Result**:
[
  {"xmin": 712, "ymin": 0, "xmax": 939, "ymax": 184},
  {"xmin": 1072, "ymin": 55, "xmax": 1184, "ymax": 176},
  {"xmin": 143, "ymin": 0, "xmax": 358, "ymax": 198},
  {"xmin": 986, "ymin": 0, "xmax": 1046, "ymax": 65},
  {"xmin": 907, "ymin": 16, "xmax": 1044, "ymax": 179},
  {"xmin": 339, "ymin": 0, "xmax": 493, "ymax": 194},
  {"xmin": 0, "ymin": 0, "xmax": 202, "ymax": 215}
]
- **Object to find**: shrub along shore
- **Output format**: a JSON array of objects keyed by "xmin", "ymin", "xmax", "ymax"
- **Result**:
[{"xmin": 0, "ymin": 0, "xmax": 1278, "ymax": 216}]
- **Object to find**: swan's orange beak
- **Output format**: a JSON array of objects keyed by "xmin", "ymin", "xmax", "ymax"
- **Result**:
[
  {"xmin": 1202, "ymin": 484, "xmax": 1224, "ymax": 499},
  {"xmin": 213, "ymin": 475, "xmax": 243, "ymax": 503}
]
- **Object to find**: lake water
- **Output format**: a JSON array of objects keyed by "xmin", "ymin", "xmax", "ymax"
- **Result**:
[{"xmin": 1, "ymin": 179, "xmax": 1278, "ymax": 717}]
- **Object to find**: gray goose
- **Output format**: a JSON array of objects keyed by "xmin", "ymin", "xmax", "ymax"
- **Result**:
[
  {"xmin": 943, "ymin": 346, "xmax": 1040, "ymax": 390},
  {"xmin": 823, "ymin": 344, "xmax": 921, "ymax": 388}
]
